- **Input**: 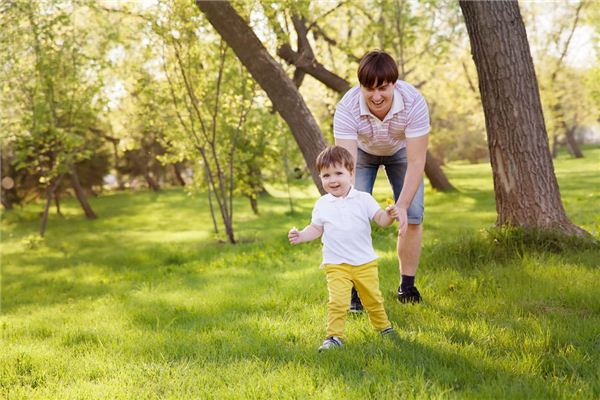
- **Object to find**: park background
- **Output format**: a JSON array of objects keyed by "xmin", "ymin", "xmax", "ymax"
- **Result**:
[{"xmin": 1, "ymin": 0, "xmax": 599, "ymax": 398}]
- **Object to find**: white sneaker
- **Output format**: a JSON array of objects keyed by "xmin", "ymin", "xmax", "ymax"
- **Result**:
[{"xmin": 318, "ymin": 336, "xmax": 343, "ymax": 352}]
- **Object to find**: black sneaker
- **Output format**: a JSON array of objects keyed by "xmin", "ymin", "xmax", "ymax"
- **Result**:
[
  {"xmin": 350, "ymin": 287, "xmax": 363, "ymax": 313},
  {"xmin": 397, "ymin": 286, "xmax": 421, "ymax": 303}
]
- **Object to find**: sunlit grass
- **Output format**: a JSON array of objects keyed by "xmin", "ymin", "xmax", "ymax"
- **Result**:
[{"xmin": 1, "ymin": 147, "xmax": 599, "ymax": 398}]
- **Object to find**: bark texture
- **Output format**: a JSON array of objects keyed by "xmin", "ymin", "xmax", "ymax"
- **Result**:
[
  {"xmin": 459, "ymin": 0, "xmax": 587, "ymax": 236},
  {"xmin": 196, "ymin": 1, "xmax": 326, "ymax": 194}
]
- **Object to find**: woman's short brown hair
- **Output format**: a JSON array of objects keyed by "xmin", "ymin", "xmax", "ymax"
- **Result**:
[
  {"xmin": 315, "ymin": 146, "xmax": 354, "ymax": 174},
  {"xmin": 357, "ymin": 50, "xmax": 399, "ymax": 88}
]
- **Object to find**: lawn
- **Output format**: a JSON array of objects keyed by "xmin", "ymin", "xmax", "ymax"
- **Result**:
[{"xmin": 1, "ymin": 147, "xmax": 599, "ymax": 399}]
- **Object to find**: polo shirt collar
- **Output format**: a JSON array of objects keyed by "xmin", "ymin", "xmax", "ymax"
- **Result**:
[
  {"xmin": 325, "ymin": 186, "xmax": 359, "ymax": 202},
  {"xmin": 359, "ymin": 85, "xmax": 405, "ymax": 121}
]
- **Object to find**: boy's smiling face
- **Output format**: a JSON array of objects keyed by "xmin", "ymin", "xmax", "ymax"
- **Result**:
[{"xmin": 319, "ymin": 163, "xmax": 353, "ymax": 198}]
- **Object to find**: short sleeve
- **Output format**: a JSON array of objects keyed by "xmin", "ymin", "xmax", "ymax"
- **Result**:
[
  {"xmin": 364, "ymin": 194, "xmax": 382, "ymax": 220},
  {"xmin": 333, "ymin": 102, "xmax": 358, "ymax": 140},
  {"xmin": 405, "ymin": 91, "xmax": 430, "ymax": 138}
]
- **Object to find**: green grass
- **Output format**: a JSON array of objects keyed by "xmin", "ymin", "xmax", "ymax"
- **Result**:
[{"xmin": 1, "ymin": 147, "xmax": 599, "ymax": 399}]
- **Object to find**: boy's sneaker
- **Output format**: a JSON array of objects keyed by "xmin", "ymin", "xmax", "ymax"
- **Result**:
[
  {"xmin": 380, "ymin": 327, "xmax": 401, "ymax": 343},
  {"xmin": 350, "ymin": 288, "xmax": 363, "ymax": 313},
  {"xmin": 318, "ymin": 336, "xmax": 343, "ymax": 352},
  {"xmin": 397, "ymin": 286, "xmax": 422, "ymax": 303}
]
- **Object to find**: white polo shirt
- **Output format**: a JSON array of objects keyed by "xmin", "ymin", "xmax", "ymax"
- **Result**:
[
  {"xmin": 333, "ymin": 80, "xmax": 430, "ymax": 156},
  {"xmin": 311, "ymin": 187, "xmax": 381, "ymax": 266}
]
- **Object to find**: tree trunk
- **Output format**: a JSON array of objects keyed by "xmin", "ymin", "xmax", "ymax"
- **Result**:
[
  {"xmin": 551, "ymin": 134, "xmax": 559, "ymax": 158},
  {"xmin": 224, "ymin": 217, "xmax": 236, "ymax": 244},
  {"xmin": 278, "ymin": 34, "xmax": 455, "ymax": 192},
  {"xmin": 1, "ymin": 150, "xmax": 22, "ymax": 210},
  {"xmin": 54, "ymin": 194, "xmax": 62, "ymax": 216},
  {"xmin": 1, "ymin": 181, "xmax": 19, "ymax": 210},
  {"xmin": 1, "ymin": 196, "xmax": 12, "ymax": 210},
  {"xmin": 547, "ymin": 2, "xmax": 585, "ymax": 160},
  {"xmin": 205, "ymin": 163, "xmax": 219, "ymax": 235},
  {"xmin": 277, "ymin": 43, "xmax": 352, "ymax": 94},
  {"xmin": 424, "ymin": 151, "xmax": 456, "ymax": 192},
  {"xmin": 144, "ymin": 173, "xmax": 161, "ymax": 192},
  {"xmin": 105, "ymin": 133, "xmax": 125, "ymax": 190},
  {"xmin": 564, "ymin": 127, "xmax": 584, "ymax": 158},
  {"xmin": 248, "ymin": 195, "xmax": 259, "ymax": 215},
  {"xmin": 552, "ymin": 102, "xmax": 585, "ymax": 159},
  {"xmin": 173, "ymin": 163, "xmax": 186, "ymax": 186},
  {"xmin": 459, "ymin": 0, "xmax": 587, "ymax": 236},
  {"xmin": 195, "ymin": 1, "xmax": 327, "ymax": 195},
  {"xmin": 40, "ymin": 175, "xmax": 64, "ymax": 237},
  {"xmin": 69, "ymin": 165, "xmax": 97, "ymax": 219}
]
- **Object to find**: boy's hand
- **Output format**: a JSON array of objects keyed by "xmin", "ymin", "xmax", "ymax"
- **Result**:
[
  {"xmin": 385, "ymin": 204, "xmax": 400, "ymax": 219},
  {"xmin": 386, "ymin": 198, "xmax": 400, "ymax": 221},
  {"xmin": 288, "ymin": 227, "xmax": 302, "ymax": 245}
]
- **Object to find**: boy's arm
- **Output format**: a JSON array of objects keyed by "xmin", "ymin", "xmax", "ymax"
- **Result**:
[
  {"xmin": 288, "ymin": 224, "xmax": 323, "ymax": 244},
  {"xmin": 372, "ymin": 204, "xmax": 400, "ymax": 227},
  {"xmin": 372, "ymin": 209, "xmax": 394, "ymax": 227}
]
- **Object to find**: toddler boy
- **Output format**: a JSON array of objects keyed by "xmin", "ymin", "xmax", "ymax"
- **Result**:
[{"xmin": 288, "ymin": 145, "xmax": 399, "ymax": 351}]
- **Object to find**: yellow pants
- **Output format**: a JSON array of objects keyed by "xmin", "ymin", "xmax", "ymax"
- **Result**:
[{"xmin": 323, "ymin": 260, "xmax": 391, "ymax": 341}]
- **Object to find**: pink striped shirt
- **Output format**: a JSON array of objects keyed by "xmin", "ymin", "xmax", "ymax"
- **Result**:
[{"xmin": 333, "ymin": 80, "xmax": 430, "ymax": 156}]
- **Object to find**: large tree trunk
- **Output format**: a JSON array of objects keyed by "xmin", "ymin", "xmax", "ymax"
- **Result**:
[
  {"xmin": 459, "ymin": 0, "xmax": 587, "ymax": 236},
  {"xmin": 278, "ymin": 34, "xmax": 455, "ymax": 192},
  {"xmin": 69, "ymin": 164, "xmax": 97, "ymax": 219},
  {"xmin": 196, "ymin": 1, "xmax": 326, "ymax": 194}
]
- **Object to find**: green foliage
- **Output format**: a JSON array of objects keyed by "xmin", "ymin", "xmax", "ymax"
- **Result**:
[{"xmin": 0, "ymin": 0, "xmax": 115, "ymax": 199}]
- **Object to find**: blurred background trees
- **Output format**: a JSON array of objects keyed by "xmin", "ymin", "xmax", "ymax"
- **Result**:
[{"xmin": 1, "ymin": 0, "xmax": 598, "ymax": 239}]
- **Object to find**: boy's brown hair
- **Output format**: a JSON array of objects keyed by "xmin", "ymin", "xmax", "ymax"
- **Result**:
[
  {"xmin": 357, "ymin": 50, "xmax": 399, "ymax": 88},
  {"xmin": 315, "ymin": 146, "xmax": 355, "ymax": 174}
]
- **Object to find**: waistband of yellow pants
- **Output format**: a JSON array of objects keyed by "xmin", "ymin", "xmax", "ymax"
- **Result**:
[{"xmin": 322, "ymin": 259, "xmax": 379, "ymax": 269}]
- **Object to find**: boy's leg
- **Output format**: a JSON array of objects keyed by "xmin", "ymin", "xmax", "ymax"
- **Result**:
[
  {"xmin": 324, "ymin": 264, "xmax": 354, "ymax": 341},
  {"xmin": 351, "ymin": 261, "xmax": 391, "ymax": 332},
  {"xmin": 352, "ymin": 148, "xmax": 380, "ymax": 311}
]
